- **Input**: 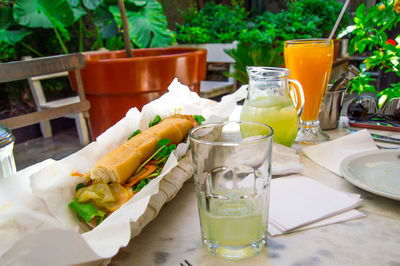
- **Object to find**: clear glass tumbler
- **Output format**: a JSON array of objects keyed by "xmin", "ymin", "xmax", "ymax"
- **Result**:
[
  {"xmin": 189, "ymin": 121, "xmax": 273, "ymax": 260},
  {"xmin": 284, "ymin": 39, "xmax": 334, "ymax": 144},
  {"xmin": 0, "ymin": 124, "xmax": 16, "ymax": 178}
]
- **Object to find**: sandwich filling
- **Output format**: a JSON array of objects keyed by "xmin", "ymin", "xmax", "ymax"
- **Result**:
[{"xmin": 68, "ymin": 114, "xmax": 203, "ymax": 226}]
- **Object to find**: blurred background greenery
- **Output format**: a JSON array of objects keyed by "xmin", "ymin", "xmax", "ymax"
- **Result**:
[{"xmin": 0, "ymin": 0, "xmax": 398, "ymax": 120}]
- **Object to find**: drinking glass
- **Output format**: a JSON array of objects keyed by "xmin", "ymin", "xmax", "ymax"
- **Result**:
[
  {"xmin": 241, "ymin": 66, "xmax": 304, "ymax": 147},
  {"xmin": 189, "ymin": 121, "xmax": 273, "ymax": 260},
  {"xmin": 284, "ymin": 39, "xmax": 334, "ymax": 144}
]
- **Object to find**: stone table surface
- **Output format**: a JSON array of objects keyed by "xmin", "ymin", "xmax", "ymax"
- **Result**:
[{"xmin": 109, "ymin": 128, "xmax": 400, "ymax": 266}]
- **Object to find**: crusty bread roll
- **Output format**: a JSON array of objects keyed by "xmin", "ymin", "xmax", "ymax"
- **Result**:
[{"xmin": 90, "ymin": 115, "xmax": 195, "ymax": 184}]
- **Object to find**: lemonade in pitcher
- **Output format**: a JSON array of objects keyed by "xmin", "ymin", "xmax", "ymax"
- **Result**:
[
  {"xmin": 241, "ymin": 96, "xmax": 299, "ymax": 147},
  {"xmin": 241, "ymin": 67, "xmax": 304, "ymax": 147}
]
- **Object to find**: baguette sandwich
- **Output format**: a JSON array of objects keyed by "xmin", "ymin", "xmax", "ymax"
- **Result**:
[{"xmin": 69, "ymin": 114, "xmax": 201, "ymax": 226}]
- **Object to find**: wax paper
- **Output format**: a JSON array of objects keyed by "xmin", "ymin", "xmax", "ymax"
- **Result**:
[{"xmin": 0, "ymin": 79, "xmax": 246, "ymax": 265}]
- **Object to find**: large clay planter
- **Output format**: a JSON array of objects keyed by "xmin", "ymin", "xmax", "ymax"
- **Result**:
[{"xmin": 71, "ymin": 47, "xmax": 207, "ymax": 138}]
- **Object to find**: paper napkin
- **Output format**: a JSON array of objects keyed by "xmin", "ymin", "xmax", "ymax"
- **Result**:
[
  {"xmin": 302, "ymin": 129, "xmax": 378, "ymax": 176},
  {"xmin": 272, "ymin": 143, "xmax": 303, "ymax": 176},
  {"xmin": 269, "ymin": 209, "xmax": 365, "ymax": 236},
  {"xmin": 268, "ymin": 175, "xmax": 365, "ymax": 236}
]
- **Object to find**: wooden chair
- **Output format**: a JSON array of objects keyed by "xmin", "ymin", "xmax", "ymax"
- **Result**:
[
  {"xmin": 0, "ymin": 54, "xmax": 92, "ymax": 145},
  {"xmin": 22, "ymin": 56, "xmax": 90, "ymax": 146}
]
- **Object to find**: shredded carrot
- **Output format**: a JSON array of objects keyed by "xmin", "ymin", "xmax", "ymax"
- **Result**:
[
  {"xmin": 183, "ymin": 114, "xmax": 199, "ymax": 127},
  {"xmin": 71, "ymin": 172, "xmax": 84, "ymax": 178},
  {"xmin": 124, "ymin": 164, "xmax": 157, "ymax": 188},
  {"xmin": 148, "ymin": 160, "xmax": 159, "ymax": 165}
]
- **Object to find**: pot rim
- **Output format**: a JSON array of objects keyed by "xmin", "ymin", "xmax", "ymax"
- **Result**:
[{"xmin": 84, "ymin": 47, "xmax": 207, "ymax": 64}]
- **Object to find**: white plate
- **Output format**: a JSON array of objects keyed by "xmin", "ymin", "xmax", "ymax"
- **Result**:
[{"xmin": 340, "ymin": 150, "xmax": 400, "ymax": 200}]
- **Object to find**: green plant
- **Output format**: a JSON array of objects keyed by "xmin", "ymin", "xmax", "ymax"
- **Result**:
[
  {"xmin": 108, "ymin": 0, "xmax": 175, "ymax": 48},
  {"xmin": 1, "ymin": 0, "xmax": 175, "ymax": 55},
  {"xmin": 0, "ymin": 5, "xmax": 30, "ymax": 46},
  {"xmin": 288, "ymin": 0, "xmax": 349, "ymax": 38},
  {"xmin": 338, "ymin": 0, "xmax": 400, "ymax": 108},
  {"xmin": 175, "ymin": 1, "xmax": 248, "ymax": 44},
  {"xmin": 0, "ymin": 0, "xmax": 175, "ymax": 118},
  {"xmin": 225, "ymin": 41, "xmax": 283, "ymax": 84},
  {"xmin": 226, "ymin": 0, "xmax": 349, "ymax": 84},
  {"xmin": 0, "ymin": 42, "xmax": 17, "ymax": 62}
]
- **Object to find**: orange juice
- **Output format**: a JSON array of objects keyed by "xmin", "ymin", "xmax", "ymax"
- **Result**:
[{"xmin": 284, "ymin": 40, "xmax": 333, "ymax": 121}]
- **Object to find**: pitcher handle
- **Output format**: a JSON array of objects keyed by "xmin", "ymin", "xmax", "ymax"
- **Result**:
[{"xmin": 288, "ymin": 79, "xmax": 305, "ymax": 117}]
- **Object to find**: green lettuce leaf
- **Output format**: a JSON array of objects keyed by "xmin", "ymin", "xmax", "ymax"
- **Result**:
[{"xmin": 68, "ymin": 197, "xmax": 105, "ymax": 223}]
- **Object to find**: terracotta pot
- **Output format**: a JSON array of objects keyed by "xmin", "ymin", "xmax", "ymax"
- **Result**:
[{"xmin": 70, "ymin": 47, "xmax": 207, "ymax": 138}]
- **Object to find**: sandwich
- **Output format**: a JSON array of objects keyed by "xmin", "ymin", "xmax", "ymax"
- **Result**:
[{"xmin": 68, "ymin": 114, "xmax": 203, "ymax": 226}]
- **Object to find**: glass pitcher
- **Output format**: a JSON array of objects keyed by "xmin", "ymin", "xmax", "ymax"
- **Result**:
[{"xmin": 240, "ymin": 67, "xmax": 304, "ymax": 147}]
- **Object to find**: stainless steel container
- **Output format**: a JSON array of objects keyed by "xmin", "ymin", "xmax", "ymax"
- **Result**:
[
  {"xmin": 320, "ymin": 89, "xmax": 346, "ymax": 130},
  {"xmin": 0, "ymin": 124, "xmax": 16, "ymax": 178}
]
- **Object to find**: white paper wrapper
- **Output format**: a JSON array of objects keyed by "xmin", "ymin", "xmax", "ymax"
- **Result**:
[{"xmin": 0, "ymin": 79, "xmax": 246, "ymax": 265}]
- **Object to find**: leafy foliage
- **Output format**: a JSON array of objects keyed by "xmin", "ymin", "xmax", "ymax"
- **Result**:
[
  {"xmin": 339, "ymin": 0, "xmax": 400, "ymax": 108},
  {"xmin": 108, "ymin": 0, "xmax": 175, "ymax": 48},
  {"xmin": 224, "ymin": 0, "xmax": 349, "ymax": 84},
  {"xmin": 0, "ymin": 42, "xmax": 17, "ymax": 62},
  {"xmin": 13, "ymin": 0, "xmax": 79, "ymax": 53},
  {"xmin": 1, "ymin": 0, "xmax": 175, "ymax": 57},
  {"xmin": 225, "ymin": 42, "xmax": 284, "ymax": 84},
  {"xmin": 0, "ymin": 0, "xmax": 174, "ymax": 114},
  {"xmin": 175, "ymin": 1, "xmax": 248, "ymax": 44},
  {"xmin": 176, "ymin": 0, "xmax": 347, "ymax": 45},
  {"xmin": 14, "ymin": 0, "xmax": 76, "ymax": 29},
  {"xmin": 0, "ymin": 6, "xmax": 30, "ymax": 45},
  {"xmin": 348, "ymin": 67, "xmax": 376, "ymax": 95},
  {"xmin": 288, "ymin": 0, "xmax": 349, "ymax": 38}
]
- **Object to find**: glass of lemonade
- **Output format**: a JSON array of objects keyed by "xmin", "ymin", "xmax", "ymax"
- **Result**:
[
  {"xmin": 189, "ymin": 121, "xmax": 273, "ymax": 260},
  {"xmin": 284, "ymin": 39, "xmax": 334, "ymax": 144},
  {"xmin": 241, "ymin": 67, "xmax": 304, "ymax": 147}
]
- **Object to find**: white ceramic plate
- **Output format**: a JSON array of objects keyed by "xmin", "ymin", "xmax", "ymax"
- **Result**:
[{"xmin": 340, "ymin": 150, "xmax": 400, "ymax": 200}]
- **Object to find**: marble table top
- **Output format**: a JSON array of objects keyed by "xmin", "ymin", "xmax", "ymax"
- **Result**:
[{"xmin": 109, "ymin": 128, "xmax": 400, "ymax": 266}]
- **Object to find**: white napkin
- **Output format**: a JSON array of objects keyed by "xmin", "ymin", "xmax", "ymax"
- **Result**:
[
  {"xmin": 302, "ymin": 129, "xmax": 378, "ymax": 176},
  {"xmin": 269, "ymin": 209, "xmax": 365, "ymax": 236},
  {"xmin": 229, "ymin": 105, "xmax": 304, "ymax": 176},
  {"xmin": 0, "ymin": 159, "xmax": 61, "ymax": 257},
  {"xmin": 268, "ymin": 175, "xmax": 365, "ymax": 236},
  {"xmin": 272, "ymin": 143, "xmax": 303, "ymax": 176}
]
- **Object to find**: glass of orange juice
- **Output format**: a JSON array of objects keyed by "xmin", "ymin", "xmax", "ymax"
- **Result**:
[{"xmin": 284, "ymin": 39, "xmax": 333, "ymax": 144}]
